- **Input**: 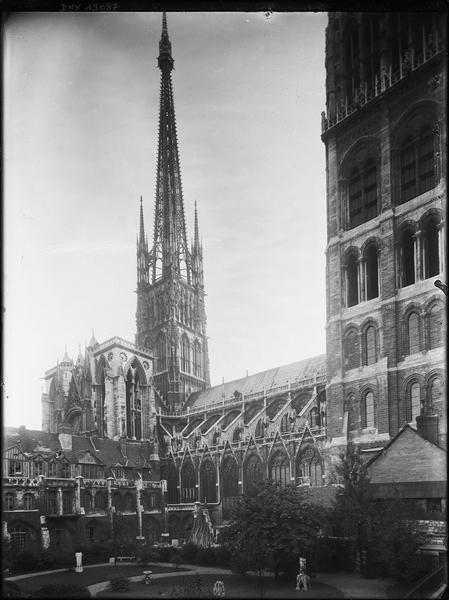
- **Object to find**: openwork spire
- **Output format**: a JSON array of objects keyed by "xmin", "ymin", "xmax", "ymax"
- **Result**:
[{"xmin": 151, "ymin": 11, "xmax": 190, "ymax": 283}]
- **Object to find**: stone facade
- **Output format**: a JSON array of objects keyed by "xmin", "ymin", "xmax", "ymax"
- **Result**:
[{"xmin": 321, "ymin": 12, "xmax": 446, "ymax": 465}]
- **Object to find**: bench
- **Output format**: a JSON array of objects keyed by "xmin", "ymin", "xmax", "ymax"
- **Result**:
[{"xmin": 112, "ymin": 555, "xmax": 136, "ymax": 563}]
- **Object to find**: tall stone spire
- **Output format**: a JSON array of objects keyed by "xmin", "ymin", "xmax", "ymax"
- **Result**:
[
  {"xmin": 135, "ymin": 12, "xmax": 210, "ymax": 411},
  {"xmin": 151, "ymin": 10, "xmax": 190, "ymax": 283}
]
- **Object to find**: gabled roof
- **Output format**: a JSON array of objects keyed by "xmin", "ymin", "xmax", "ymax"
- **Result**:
[
  {"xmin": 367, "ymin": 423, "xmax": 446, "ymax": 485},
  {"xmin": 187, "ymin": 354, "xmax": 326, "ymax": 409},
  {"xmin": 366, "ymin": 423, "xmax": 445, "ymax": 468}
]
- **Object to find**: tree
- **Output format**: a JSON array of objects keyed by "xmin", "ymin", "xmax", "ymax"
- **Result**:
[
  {"xmin": 223, "ymin": 481, "xmax": 325, "ymax": 581},
  {"xmin": 331, "ymin": 446, "xmax": 425, "ymax": 580}
]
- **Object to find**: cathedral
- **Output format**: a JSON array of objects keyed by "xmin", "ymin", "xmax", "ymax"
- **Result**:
[{"xmin": 3, "ymin": 12, "xmax": 446, "ymax": 552}]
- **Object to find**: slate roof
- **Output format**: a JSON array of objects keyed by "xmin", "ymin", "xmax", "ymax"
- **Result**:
[
  {"xmin": 4, "ymin": 427, "xmax": 61, "ymax": 455},
  {"xmin": 3, "ymin": 427, "xmax": 155, "ymax": 469},
  {"xmin": 187, "ymin": 354, "xmax": 326, "ymax": 409}
]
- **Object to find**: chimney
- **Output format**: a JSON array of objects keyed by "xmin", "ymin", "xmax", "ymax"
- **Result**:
[{"xmin": 416, "ymin": 413, "xmax": 439, "ymax": 446}]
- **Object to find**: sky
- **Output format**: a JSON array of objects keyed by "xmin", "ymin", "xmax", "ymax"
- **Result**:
[{"xmin": 4, "ymin": 11, "xmax": 328, "ymax": 429}]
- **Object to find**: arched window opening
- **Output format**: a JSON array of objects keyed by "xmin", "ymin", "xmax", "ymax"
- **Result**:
[
  {"xmin": 243, "ymin": 454, "xmax": 263, "ymax": 491},
  {"xmin": 346, "ymin": 254, "xmax": 359, "ymax": 307},
  {"xmin": 156, "ymin": 333, "xmax": 166, "ymax": 373},
  {"xmin": 296, "ymin": 446, "xmax": 322, "ymax": 487},
  {"xmin": 422, "ymin": 218, "xmax": 440, "ymax": 278},
  {"xmin": 407, "ymin": 382, "xmax": 421, "ymax": 422},
  {"xmin": 270, "ymin": 451, "xmax": 290, "ymax": 487},
  {"xmin": 124, "ymin": 492, "xmax": 134, "ymax": 512},
  {"xmin": 344, "ymin": 20, "xmax": 360, "ymax": 101},
  {"xmin": 113, "ymin": 492, "xmax": 122, "ymax": 512},
  {"xmin": 5, "ymin": 493, "xmax": 15, "ymax": 510},
  {"xmin": 255, "ymin": 419, "xmax": 263, "ymax": 439},
  {"xmin": 344, "ymin": 329, "xmax": 360, "ymax": 370},
  {"xmin": 62, "ymin": 491, "xmax": 73, "ymax": 514},
  {"xmin": 365, "ymin": 244, "xmax": 379, "ymax": 300},
  {"xmin": 428, "ymin": 304, "xmax": 443, "ymax": 349},
  {"xmin": 200, "ymin": 459, "xmax": 217, "ymax": 504},
  {"xmin": 310, "ymin": 408, "xmax": 319, "ymax": 428},
  {"xmin": 399, "ymin": 229, "xmax": 415, "ymax": 287},
  {"xmin": 280, "ymin": 413, "xmax": 289, "ymax": 433},
  {"xmin": 94, "ymin": 491, "xmax": 107, "ymax": 511},
  {"xmin": 10, "ymin": 525, "xmax": 35, "ymax": 551},
  {"xmin": 164, "ymin": 462, "xmax": 179, "ymax": 504},
  {"xmin": 407, "ymin": 312, "xmax": 420, "ymax": 355},
  {"xmin": 23, "ymin": 493, "xmax": 35, "ymax": 510},
  {"xmin": 81, "ymin": 491, "xmax": 92, "ymax": 513},
  {"xmin": 361, "ymin": 391, "xmax": 375, "ymax": 428},
  {"xmin": 364, "ymin": 325, "xmax": 377, "ymax": 366},
  {"xmin": 181, "ymin": 336, "xmax": 190, "ymax": 373},
  {"xmin": 428, "ymin": 377, "xmax": 443, "ymax": 417},
  {"xmin": 233, "ymin": 426, "xmax": 242, "ymax": 443},
  {"xmin": 346, "ymin": 393, "xmax": 359, "ymax": 431},
  {"xmin": 125, "ymin": 362, "xmax": 142, "ymax": 440},
  {"xmin": 221, "ymin": 457, "xmax": 239, "ymax": 520},
  {"xmin": 193, "ymin": 342, "xmax": 202, "ymax": 379},
  {"xmin": 399, "ymin": 126, "xmax": 436, "ymax": 204},
  {"xmin": 181, "ymin": 460, "xmax": 197, "ymax": 503},
  {"xmin": 348, "ymin": 160, "xmax": 378, "ymax": 229}
]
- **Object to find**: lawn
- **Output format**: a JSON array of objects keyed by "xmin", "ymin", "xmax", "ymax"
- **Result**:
[
  {"xmin": 96, "ymin": 573, "xmax": 344, "ymax": 598},
  {"xmin": 15, "ymin": 564, "xmax": 187, "ymax": 595}
]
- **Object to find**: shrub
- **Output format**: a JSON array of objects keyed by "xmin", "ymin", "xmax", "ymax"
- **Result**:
[
  {"xmin": 230, "ymin": 551, "xmax": 250, "ymax": 576},
  {"xmin": 196, "ymin": 547, "xmax": 216, "ymax": 566},
  {"xmin": 158, "ymin": 545, "xmax": 173, "ymax": 562},
  {"xmin": 109, "ymin": 575, "xmax": 130, "ymax": 592},
  {"xmin": 137, "ymin": 544, "xmax": 160, "ymax": 564},
  {"xmin": 180, "ymin": 542, "xmax": 198, "ymax": 563},
  {"xmin": 35, "ymin": 583, "xmax": 90, "ymax": 598},
  {"xmin": 213, "ymin": 545, "xmax": 231, "ymax": 567}
]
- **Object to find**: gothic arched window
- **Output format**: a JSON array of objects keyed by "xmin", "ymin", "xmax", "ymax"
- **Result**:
[
  {"xmin": 156, "ymin": 333, "xmax": 166, "ymax": 372},
  {"xmin": 427, "ymin": 376, "xmax": 444, "ymax": 418},
  {"xmin": 181, "ymin": 460, "xmax": 197, "ymax": 503},
  {"xmin": 348, "ymin": 160, "xmax": 378, "ymax": 229},
  {"xmin": 94, "ymin": 491, "xmax": 107, "ymax": 511},
  {"xmin": 345, "ymin": 393, "xmax": 359, "ymax": 431},
  {"xmin": 428, "ymin": 304, "xmax": 443, "ymax": 349},
  {"xmin": 243, "ymin": 454, "xmax": 264, "ymax": 491},
  {"xmin": 280, "ymin": 414, "xmax": 289, "ymax": 433},
  {"xmin": 296, "ymin": 446, "xmax": 323, "ymax": 487},
  {"xmin": 125, "ymin": 361, "xmax": 142, "ymax": 440},
  {"xmin": 407, "ymin": 382, "xmax": 421, "ymax": 422},
  {"xmin": 163, "ymin": 461, "xmax": 179, "ymax": 504},
  {"xmin": 255, "ymin": 419, "xmax": 263, "ymax": 439},
  {"xmin": 363, "ymin": 325, "xmax": 377, "ymax": 366},
  {"xmin": 200, "ymin": 459, "xmax": 217, "ymax": 504},
  {"xmin": 23, "ymin": 493, "xmax": 35, "ymax": 510},
  {"xmin": 344, "ymin": 329, "xmax": 360, "ymax": 370},
  {"xmin": 422, "ymin": 216, "xmax": 441, "ymax": 278},
  {"xmin": 193, "ymin": 342, "xmax": 202, "ymax": 379},
  {"xmin": 269, "ymin": 451, "xmax": 290, "ymax": 487},
  {"xmin": 361, "ymin": 390, "xmax": 375, "ymax": 428},
  {"xmin": 345, "ymin": 253, "xmax": 359, "ymax": 307},
  {"xmin": 365, "ymin": 243, "xmax": 379, "ymax": 300},
  {"xmin": 400, "ymin": 125, "xmax": 436, "ymax": 204},
  {"xmin": 221, "ymin": 456, "xmax": 239, "ymax": 520},
  {"xmin": 407, "ymin": 312, "xmax": 420, "ymax": 355},
  {"xmin": 181, "ymin": 335, "xmax": 190, "ymax": 373}
]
